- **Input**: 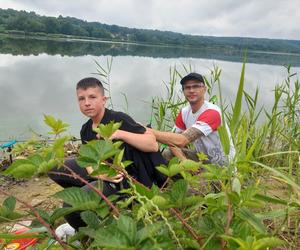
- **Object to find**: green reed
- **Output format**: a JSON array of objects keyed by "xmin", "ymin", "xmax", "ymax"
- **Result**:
[{"xmin": 151, "ymin": 62, "xmax": 300, "ymax": 248}]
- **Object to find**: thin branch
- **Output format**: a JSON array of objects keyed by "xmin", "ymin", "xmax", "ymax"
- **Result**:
[
  {"xmin": 221, "ymin": 193, "xmax": 233, "ymax": 250},
  {"xmin": 0, "ymin": 189, "xmax": 68, "ymax": 250},
  {"xmin": 170, "ymin": 208, "xmax": 204, "ymax": 246},
  {"xmin": 56, "ymin": 164, "xmax": 120, "ymax": 216},
  {"xmin": 160, "ymin": 177, "xmax": 170, "ymax": 191}
]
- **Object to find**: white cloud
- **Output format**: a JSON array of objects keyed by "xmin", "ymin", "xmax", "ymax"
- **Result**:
[{"xmin": 1, "ymin": 0, "xmax": 300, "ymax": 40}]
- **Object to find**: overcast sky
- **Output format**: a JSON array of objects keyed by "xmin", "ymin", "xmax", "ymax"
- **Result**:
[{"xmin": 1, "ymin": 0, "xmax": 300, "ymax": 40}]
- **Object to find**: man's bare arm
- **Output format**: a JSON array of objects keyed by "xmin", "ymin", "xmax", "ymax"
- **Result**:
[
  {"xmin": 110, "ymin": 129, "xmax": 158, "ymax": 152},
  {"xmin": 150, "ymin": 127, "xmax": 203, "ymax": 148},
  {"xmin": 170, "ymin": 146, "xmax": 187, "ymax": 160},
  {"xmin": 182, "ymin": 127, "xmax": 203, "ymax": 142}
]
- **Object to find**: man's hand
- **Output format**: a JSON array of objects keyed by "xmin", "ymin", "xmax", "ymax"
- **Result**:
[
  {"xmin": 96, "ymin": 173, "xmax": 124, "ymax": 183},
  {"xmin": 86, "ymin": 166, "xmax": 124, "ymax": 183},
  {"xmin": 109, "ymin": 129, "xmax": 121, "ymax": 141}
]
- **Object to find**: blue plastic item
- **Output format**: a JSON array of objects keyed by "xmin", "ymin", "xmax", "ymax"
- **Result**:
[{"xmin": 0, "ymin": 140, "xmax": 17, "ymax": 149}]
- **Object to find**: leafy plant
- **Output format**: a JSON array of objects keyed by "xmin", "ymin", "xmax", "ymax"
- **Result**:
[{"xmin": 1, "ymin": 64, "xmax": 299, "ymax": 249}]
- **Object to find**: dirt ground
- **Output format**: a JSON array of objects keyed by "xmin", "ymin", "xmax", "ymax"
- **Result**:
[
  {"xmin": 0, "ymin": 175, "xmax": 63, "ymax": 232},
  {"xmin": 0, "ymin": 175, "xmax": 63, "ymax": 208}
]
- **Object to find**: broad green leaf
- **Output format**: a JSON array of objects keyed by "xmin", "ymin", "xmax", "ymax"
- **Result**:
[
  {"xmin": 3, "ymin": 159, "xmax": 28, "ymax": 174},
  {"xmin": 95, "ymin": 121, "xmax": 122, "ymax": 140},
  {"xmin": 91, "ymin": 164, "xmax": 117, "ymax": 177},
  {"xmin": 51, "ymin": 136, "xmax": 70, "ymax": 159},
  {"xmin": 34, "ymin": 209, "xmax": 51, "ymax": 224},
  {"xmin": 76, "ymin": 156, "xmax": 98, "ymax": 168},
  {"xmin": 94, "ymin": 140, "xmax": 120, "ymax": 160},
  {"xmin": 77, "ymin": 140, "xmax": 120, "ymax": 168},
  {"xmin": 181, "ymin": 196, "xmax": 203, "ymax": 206},
  {"xmin": 170, "ymin": 179, "xmax": 188, "ymax": 204},
  {"xmin": 136, "ymin": 223, "xmax": 161, "ymax": 244},
  {"xmin": 113, "ymin": 122, "xmax": 122, "ymax": 132},
  {"xmin": 4, "ymin": 161, "xmax": 37, "ymax": 178},
  {"xmin": 50, "ymin": 207, "xmax": 80, "ymax": 222},
  {"xmin": 0, "ymin": 196, "xmax": 23, "ymax": 222},
  {"xmin": 37, "ymin": 159, "xmax": 57, "ymax": 174},
  {"xmin": 27, "ymin": 154, "xmax": 44, "ymax": 166},
  {"xmin": 52, "ymin": 136, "xmax": 70, "ymax": 151},
  {"xmin": 3, "ymin": 196, "xmax": 16, "ymax": 211},
  {"xmin": 54, "ymin": 187, "xmax": 101, "ymax": 207},
  {"xmin": 169, "ymin": 164, "xmax": 184, "ymax": 176},
  {"xmin": 168, "ymin": 156, "xmax": 180, "ymax": 166},
  {"xmin": 133, "ymin": 182, "xmax": 154, "ymax": 199},
  {"xmin": 179, "ymin": 159, "xmax": 200, "ymax": 172},
  {"xmin": 151, "ymin": 195, "xmax": 169, "ymax": 209},
  {"xmin": 78, "ymin": 142, "xmax": 100, "ymax": 162},
  {"xmin": 156, "ymin": 165, "xmax": 170, "ymax": 177},
  {"xmin": 43, "ymin": 114, "xmax": 69, "ymax": 135},
  {"xmin": 95, "ymin": 195, "xmax": 118, "ymax": 218},
  {"xmin": 80, "ymin": 210, "xmax": 101, "ymax": 229},
  {"xmin": 0, "ymin": 211, "xmax": 23, "ymax": 222},
  {"xmin": 50, "ymin": 201, "xmax": 101, "ymax": 222},
  {"xmin": 89, "ymin": 226, "xmax": 130, "ymax": 249},
  {"xmin": 117, "ymin": 215, "xmax": 137, "ymax": 244},
  {"xmin": 43, "ymin": 114, "xmax": 56, "ymax": 129}
]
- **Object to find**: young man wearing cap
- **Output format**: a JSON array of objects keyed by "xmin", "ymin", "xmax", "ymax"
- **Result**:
[{"xmin": 149, "ymin": 73, "xmax": 235, "ymax": 165}]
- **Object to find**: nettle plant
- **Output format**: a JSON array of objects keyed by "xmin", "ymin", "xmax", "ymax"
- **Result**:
[{"xmin": 0, "ymin": 115, "xmax": 284, "ymax": 250}]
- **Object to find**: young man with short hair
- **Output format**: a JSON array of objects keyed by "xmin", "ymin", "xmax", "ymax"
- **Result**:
[
  {"xmin": 149, "ymin": 73, "xmax": 235, "ymax": 165},
  {"xmin": 49, "ymin": 77, "xmax": 166, "ymax": 230},
  {"xmin": 77, "ymin": 77, "xmax": 159, "ymax": 183}
]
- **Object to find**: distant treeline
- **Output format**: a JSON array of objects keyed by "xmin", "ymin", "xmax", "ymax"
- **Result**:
[{"xmin": 1, "ymin": 8, "xmax": 300, "ymax": 54}]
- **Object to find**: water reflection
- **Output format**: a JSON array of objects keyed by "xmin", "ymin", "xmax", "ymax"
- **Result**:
[
  {"xmin": 0, "ymin": 38, "xmax": 299, "ymax": 141},
  {"xmin": 1, "ymin": 37, "xmax": 300, "ymax": 67}
]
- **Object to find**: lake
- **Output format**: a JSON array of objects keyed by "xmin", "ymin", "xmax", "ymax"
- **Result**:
[{"xmin": 0, "ymin": 37, "xmax": 299, "ymax": 141}]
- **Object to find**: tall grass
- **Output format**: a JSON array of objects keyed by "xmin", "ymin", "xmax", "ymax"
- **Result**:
[{"xmin": 152, "ymin": 63, "xmax": 300, "ymax": 248}]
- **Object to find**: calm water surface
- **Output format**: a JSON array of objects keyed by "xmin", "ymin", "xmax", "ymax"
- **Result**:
[{"xmin": 0, "ymin": 38, "xmax": 299, "ymax": 141}]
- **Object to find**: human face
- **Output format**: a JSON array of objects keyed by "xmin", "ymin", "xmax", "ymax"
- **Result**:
[
  {"xmin": 182, "ymin": 80, "xmax": 206, "ymax": 105},
  {"xmin": 76, "ymin": 86, "xmax": 107, "ymax": 122}
]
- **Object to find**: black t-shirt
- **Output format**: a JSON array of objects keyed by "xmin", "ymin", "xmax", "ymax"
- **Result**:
[
  {"xmin": 79, "ymin": 108, "xmax": 166, "ymax": 187},
  {"xmin": 80, "ymin": 108, "xmax": 145, "ymax": 143}
]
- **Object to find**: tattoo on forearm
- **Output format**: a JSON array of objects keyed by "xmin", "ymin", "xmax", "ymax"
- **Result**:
[{"xmin": 182, "ymin": 127, "xmax": 203, "ymax": 142}]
